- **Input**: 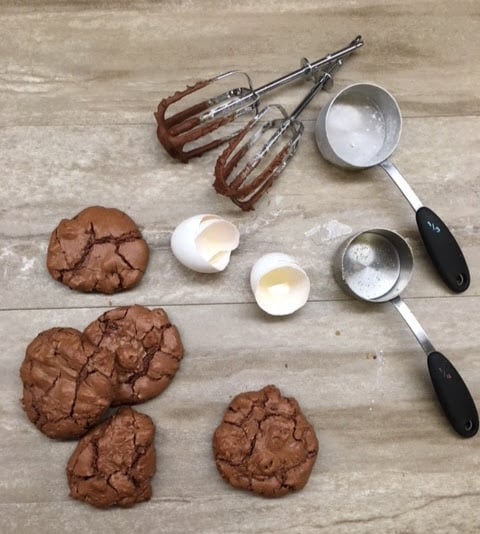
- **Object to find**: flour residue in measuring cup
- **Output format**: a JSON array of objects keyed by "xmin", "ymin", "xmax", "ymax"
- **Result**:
[
  {"xmin": 343, "ymin": 234, "xmax": 401, "ymax": 301},
  {"xmin": 327, "ymin": 93, "xmax": 386, "ymax": 167}
]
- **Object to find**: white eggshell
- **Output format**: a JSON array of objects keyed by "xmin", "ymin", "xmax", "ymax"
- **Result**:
[
  {"xmin": 170, "ymin": 214, "xmax": 240, "ymax": 273},
  {"xmin": 250, "ymin": 253, "xmax": 310, "ymax": 316}
]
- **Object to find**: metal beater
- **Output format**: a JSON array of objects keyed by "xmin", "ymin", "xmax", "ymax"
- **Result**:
[
  {"xmin": 155, "ymin": 36, "xmax": 363, "ymax": 162},
  {"xmin": 212, "ymin": 41, "xmax": 361, "ymax": 210}
]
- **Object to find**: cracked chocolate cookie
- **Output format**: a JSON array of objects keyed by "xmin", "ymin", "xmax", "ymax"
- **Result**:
[
  {"xmin": 84, "ymin": 305, "xmax": 184, "ymax": 405},
  {"xmin": 67, "ymin": 407, "xmax": 156, "ymax": 508},
  {"xmin": 20, "ymin": 327, "xmax": 115, "ymax": 439},
  {"xmin": 212, "ymin": 385, "xmax": 318, "ymax": 497},
  {"xmin": 46, "ymin": 206, "xmax": 149, "ymax": 294}
]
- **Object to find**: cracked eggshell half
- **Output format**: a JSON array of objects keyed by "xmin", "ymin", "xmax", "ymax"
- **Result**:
[
  {"xmin": 250, "ymin": 253, "xmax": 310, "ymax": 316},
  {"xmin": 170, "ymin": 214, "xmax": 240, "ymax": 273}
]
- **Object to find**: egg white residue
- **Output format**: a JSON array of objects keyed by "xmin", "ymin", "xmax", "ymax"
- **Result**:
[{"xmin": 250, "ymin": 253, "xmax": 310, "ymax": 316}]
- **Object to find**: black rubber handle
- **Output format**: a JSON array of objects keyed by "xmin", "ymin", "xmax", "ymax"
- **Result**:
[
  {"xmin": 427, "ymin": 351, "xmax": 478, "ymax": 438},
  {"xmin": 416, "ymin": 206, "xmax": 470, "ymax": 293}
]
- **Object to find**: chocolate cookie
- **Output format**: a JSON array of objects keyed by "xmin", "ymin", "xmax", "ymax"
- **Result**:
[
  {"xmin": 84, "ymin": 305, "xmax": 184, "ymax": 405},
  {"xmin": 46, "ymin": 206, "xmax": 149, "ymax": 294},
  {"xmin": 212, "ymin": 385, "xmax": 318, "ymax": 497},
  {"xmin": 67, "ymin": 407, "xmax": 156, "ymax": 508},
  {"xmin": 20, "ymin": 327, "xmax": 115, "ymax": 439}
]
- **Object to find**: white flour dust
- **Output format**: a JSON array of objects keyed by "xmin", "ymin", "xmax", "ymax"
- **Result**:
[{"xmin": 305, "ymin": 219, "xmax": 352, "ymax": 244}]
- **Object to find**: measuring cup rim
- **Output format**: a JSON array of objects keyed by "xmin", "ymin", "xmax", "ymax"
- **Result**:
[
  {"xmin": 321, "ymin": 82, "xmax": 403, "ymax": 169},
  {"xmin": 331, "ymin": 81, "xmax": 400, "ymax": 97},
  {"xmin": 338, "ymin": 228, "xmax": 414, "ymax": 303}
]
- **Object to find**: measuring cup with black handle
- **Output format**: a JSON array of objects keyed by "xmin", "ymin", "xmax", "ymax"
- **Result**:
[
  {"xmin": 316, "ymin": 83, "xmax": 470, "ymax": 293},
  {"xmin": 337, "ymin": 228, "xmax": 478, "ymax": 438}
]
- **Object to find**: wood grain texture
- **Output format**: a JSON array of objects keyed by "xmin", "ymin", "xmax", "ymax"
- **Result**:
[{"xmin": 1, "ymin": 1, "xmax": 480, "ymax": 533}]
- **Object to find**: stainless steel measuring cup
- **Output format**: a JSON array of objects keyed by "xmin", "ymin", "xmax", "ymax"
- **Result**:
[
  {"xmin": 337, "ymin": 228, "xmax": 478, "ymax": 437},
  {"xmin": 316, "ymin": 83, "xmax": 470, "ymax": 294}
]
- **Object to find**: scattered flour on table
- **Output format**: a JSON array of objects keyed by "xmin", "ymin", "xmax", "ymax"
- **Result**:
[
  {"xmin": 1, "ymin": 247, "xmax": 38, "ymax": 278},
  {"xmin": 20, "ymin": 257, "xmax": 36, "ymax": 272},
  {"xmin": 304, "ymin": 219, "xmax": 352, "ymax": 244}
]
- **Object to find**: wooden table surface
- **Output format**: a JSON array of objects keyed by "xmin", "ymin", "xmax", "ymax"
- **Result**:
[{"xmin": 1, "ymin": 1, "xmax": 480, "ymax": 532}]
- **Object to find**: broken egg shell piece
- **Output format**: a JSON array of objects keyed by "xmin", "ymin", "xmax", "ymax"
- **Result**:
[
  {"xmin": 170, "ymin": 214, "xmax": 240, "ymax": 273},
  {"xmin": 250, "ymin": 253, "xmax": 310, "ymax": 316}
]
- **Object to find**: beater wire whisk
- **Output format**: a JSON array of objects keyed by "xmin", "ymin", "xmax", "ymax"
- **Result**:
[
  {"xmin": 212, "ymin": 38, "xmax": 361, "ymax": 210},
  {"xmin": 155, "ymin": 36, "xmax": 363, "ymax": 162}
]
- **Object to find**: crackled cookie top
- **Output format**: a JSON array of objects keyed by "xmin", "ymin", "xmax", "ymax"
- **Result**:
[
  {"xmin": 46, "ymin": 206, "xmax": 149, "ymax": 294},
  {"xmin": 212, "ymin": 385, "xmax": 318, "ymax": 497},
  {"xmin": 20, "ymin": 327, "xmax": 115, "ymax": 439},
  {"xmin": 67, "ymin": 407, "xmax": 156, "ymax": 508},
  {"xmin": 84, "ymin": 305, "xmax": 184, "ymax": 405}
]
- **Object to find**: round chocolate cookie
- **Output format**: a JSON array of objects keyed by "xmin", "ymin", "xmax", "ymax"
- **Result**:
[
  {"xmin": 46, "ymin": 206, "xmax": 149, "ymax": 294},
  {"xmin": 212, "ymin": 385, "xmax": 318, "ymax": 497},
  {"xmin": 67, "ymin": 407, "xmax": 156, "ymax": 508},
  {"xmin": 84, "ymin": 305, "xmax": 184, "ymax": 405},
  {"xmin": 20, "ymin": 327, "xmax": 116, "ymax": 439}
]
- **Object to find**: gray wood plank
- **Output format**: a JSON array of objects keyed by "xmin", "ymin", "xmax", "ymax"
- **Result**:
[
  {"xmin": 0, "ymin": 1, "xmax": 478, "ymax": 127},
  {"xmin": 1, "ymin": 302, "xmax": 480, "ymax": 532},
  {"xmin": 1, "ymin": 116, "xmax": 479, "ymax": 309}
]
